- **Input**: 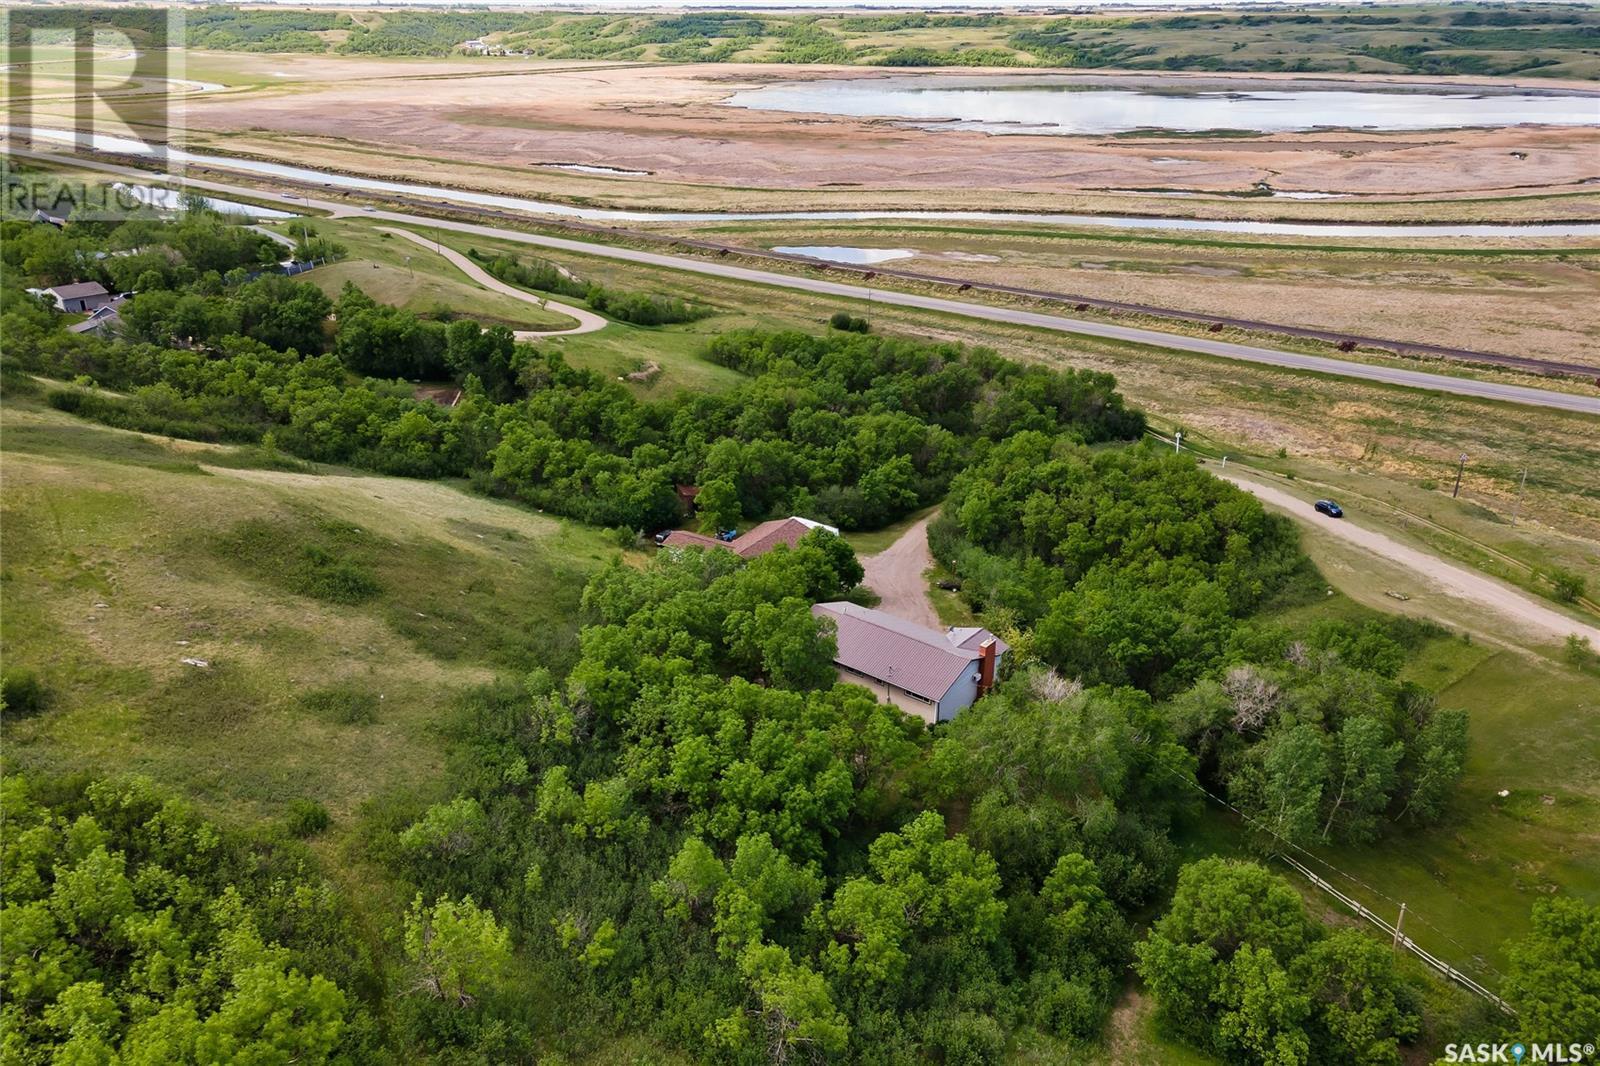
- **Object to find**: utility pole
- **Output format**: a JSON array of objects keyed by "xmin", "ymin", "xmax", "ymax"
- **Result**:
[
  {"xmin": 1393, "ymin": 902, "xmax": 1407, "ymax": 952},
  {"xmin": 1451, "ymin": 454, "xmax": 1468, "ymax": 499},
  {"xmin": 1511, "ymin": 469, "xmax": 1528, "ymax": 526},
  {"xmin": 1174, "ymin": 430, "xmax": 1183, "ymax": 454}
]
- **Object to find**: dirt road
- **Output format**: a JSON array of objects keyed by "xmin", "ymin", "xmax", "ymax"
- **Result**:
[
  {"xmin": 379, "ymin": 227, "xmax": 607, "ymax": 338},
  {"xmin": 1217, "ymin": 468, "xmax": 1600, "ymax": 648},
  {"xmin": 861, "ymin": 516, "xmax": 941, "ymax": 632}
]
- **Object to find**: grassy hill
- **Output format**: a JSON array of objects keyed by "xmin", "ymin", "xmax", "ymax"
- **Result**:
[{"xmin": 1, "ymin": 400, "xmax": 626, "ymax": 826}]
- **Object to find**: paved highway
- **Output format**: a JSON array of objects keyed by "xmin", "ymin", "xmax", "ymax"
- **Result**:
[{"xmin": 22, "ymin": 150, "xmax": 1600, "ymax": 416}]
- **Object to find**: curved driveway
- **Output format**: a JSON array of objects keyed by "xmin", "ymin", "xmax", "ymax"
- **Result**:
[
  {"xmin": 15, "ymin": 149, "xmax": 1599, "ymax": 416},
  {"xmin": 379, "ymin": 226, "xmax": 606, "ymax": 337}
]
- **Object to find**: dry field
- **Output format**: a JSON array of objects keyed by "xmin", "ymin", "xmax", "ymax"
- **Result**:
[
  {"xmin": 674, "ymin": 219, "xmax": 1600, "ymax": 367},
  {"xmin": 127, "ymin": 56, "xmax": 1600, "ymax": 220}
]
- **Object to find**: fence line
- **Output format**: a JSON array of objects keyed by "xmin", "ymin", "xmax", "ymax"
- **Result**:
[{"xmin": 1275, "ymin": 853, "xmax": 1514, "ymax": 1014}]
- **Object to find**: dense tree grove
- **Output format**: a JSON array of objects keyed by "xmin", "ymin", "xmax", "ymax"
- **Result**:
[
  {"xmin": 372, "ymin": 538, "xmax": 1165, "ymax": 1061},
  {"xmin": 931, "ymin": 431, "xmax": 1307, "ymax": 695},
  {"xmin": 1137, "ymin": 858, "xmax": 1422, "ymax": 1066},
  {"xmin": 1165, "ymin": 624, "xmax": 1470, "ymax": 849},
  {"xmin": 0, "ymin": 776, "xmax": 381, "ymax": 1063},
  {"xmin": 1, "ymin": 211, "xmax": 1537, "ymax": 1064},
  {"xmin": 3, "ymin": 217, "xmax": 1142, "ymax": 533}
]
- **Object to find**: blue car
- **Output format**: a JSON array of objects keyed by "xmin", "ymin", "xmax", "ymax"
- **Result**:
[
  {"xmin": 1314, "ymin": 499, "xmax": 1344, "ymax": 518},
  {"xmin": 717, "ymin": 529, "xmax": 738, "ymax": 542}
]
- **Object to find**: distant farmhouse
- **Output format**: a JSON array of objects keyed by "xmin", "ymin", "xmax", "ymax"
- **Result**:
[
  {"xmin": 29, "ymin": 281, "xmax": 113, "ymax": 314},
  {"xmin": 66, "ymin": 304, "xmax": 121, "ymax": 336},
  {"xmin": 661, "ymin": 516, "xmax": 839, "ymax": 559},
  {"xmin": 812, "ymin": 602, "xmax": 1007, "ymax": 725}
]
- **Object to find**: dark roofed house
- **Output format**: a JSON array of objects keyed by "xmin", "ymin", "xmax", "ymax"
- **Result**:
[
  {"xmin": 812, "ymin": 602, "xmax": 1007, "ymax": 725},
  {"xmin": 36, "ymin": 281, "xmax": 113, "ymax": 314},
  {"xmin": 660, "ymin": 516, "xmax": 840, "ymax": 559},
  {"xmin": 66, "ymin": 303, "xmax": 121, "ymax": 336}
]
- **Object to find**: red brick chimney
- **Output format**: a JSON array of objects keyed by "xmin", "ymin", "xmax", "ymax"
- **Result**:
[{"xmin": 977, "ymin": 638, "xmax": 997, "ymax": 697}]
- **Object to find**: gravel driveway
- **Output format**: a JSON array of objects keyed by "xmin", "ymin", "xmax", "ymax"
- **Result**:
[{"xmin": 861, "ymin": 516, "xmax": 941, "ymax": 631}]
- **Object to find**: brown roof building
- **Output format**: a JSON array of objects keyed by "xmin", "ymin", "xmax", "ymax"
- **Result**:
[
  {"xmin": 660, "ymin": 516, "xmax": 840, "ymax": 559},
  {"xmin": 812, "ymin": 602, "xmax": 1008, "ymax": 725}
]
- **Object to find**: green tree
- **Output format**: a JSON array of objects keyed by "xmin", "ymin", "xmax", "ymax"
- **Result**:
[
  {"xmin": 1398, "ymin": 707, "xmax": 1468, "ymax": 824},
  {"xmin": 696, "ymin": 477, "xmax": 742, "ymax": 534},
  {"xmin": 651, "ymin": 837, "xmax": 727, "ymax": 921},
  {"xmin": 1320, "ymin": 716, "xmax": 1402, "ymax": 843},
  {"xmin": 401, "ymin": 894, "xmax": 512, "ymax": 1008},
  {"xmin": 1136, "ymin": 858, "xmax": 1415, "ymax": 1066},
  {"xmin": 721, "ymin": 942, "xmax": 848, "ymax": 1062},
  {"xmin": 1294, "ymin": 931, "xmax": 1417, "ymax": 1066},
  {"xmin": 818, "ymin": 811, "xmax": 1005, "ymax": 990},
  {"xmin": 1245, "ymin": 724, "xmax": 1328, "ymax": 847},
  {"xmin": 1504, "ymin": 897, "xmax": 1600, "ymax": 1044}
]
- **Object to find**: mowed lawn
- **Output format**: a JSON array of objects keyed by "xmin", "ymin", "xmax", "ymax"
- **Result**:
[{"xmin": 0, "ymin": 403, "xmax": 625, "ymax": 826}]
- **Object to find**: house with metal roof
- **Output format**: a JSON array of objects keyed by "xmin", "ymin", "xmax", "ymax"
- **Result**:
[
  {"xmin": 66, "ymin": 303, "xmax": 122, "ymax": 336},
  {"xmin": 660, "ymin": 516, "xmax": 839, "ymax": 558},
  {"xmin": 30, "ymin": 281, "xmax": 113, "ymax": 314},
  {"xmin": 812, "ymin": 602, "xmax": 1007, "ymax": 725}
]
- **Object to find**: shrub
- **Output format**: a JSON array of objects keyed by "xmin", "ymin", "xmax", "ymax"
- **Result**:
[
  {"xmin": 295, "ymin": 544, "xmax": 382, "ymax": 604},
  {"xmin": 829, "ymin": 311, "xmax": 870, "ymax": 333},
  {"xmin": 285, "ymin": 797, "xmax": 332, "ymax": 837},
  {"xmin": 1, "ymin": 668, "xmax": 49, "ymax": 717},
  {"xmin": 586, "ymin": 286, "xmax": 711, "ymax": 326},
  {"xmin": 1566, "ymin": 635, "xmax": 1599, "ymax": 673},
  {"xmin": 1545, "ymin": 566, "xmax": 1587, "ymax": 604}
]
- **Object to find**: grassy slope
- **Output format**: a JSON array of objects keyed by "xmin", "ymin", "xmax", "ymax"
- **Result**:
[
  {"xmin": 285, "ymin": 220, "xmax": 578, "ymax": 331},
  {"xmin": 408, "ymin": 226, "xmax": 756, "ymax": 397},
  {"xmin": 0, "ymin": 402, "xmax": 625, "ymax": 825}
]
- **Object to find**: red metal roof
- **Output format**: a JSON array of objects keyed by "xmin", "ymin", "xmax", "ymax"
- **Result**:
[
  {"xmin": 812, "ymin": 602, "xmax": 1000, "ymax": 703},
  {"xmin": 660, "ymin": 516, "xmax": 840, "ymax": 559}
]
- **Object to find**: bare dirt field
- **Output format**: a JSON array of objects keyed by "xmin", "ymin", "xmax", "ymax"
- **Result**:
[{"xmin": 168, "ymin": 57, "xmax": 1600, "ymax": 218}]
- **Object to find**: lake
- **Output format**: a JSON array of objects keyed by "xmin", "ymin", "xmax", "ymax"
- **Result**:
[
  {"xmin": 773, "ymin": 246, "xmax": 916, "ymax": 264},
  {"xmin": 724, "ymin": 75, "xmax": 1600, "ymax": 135}
]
